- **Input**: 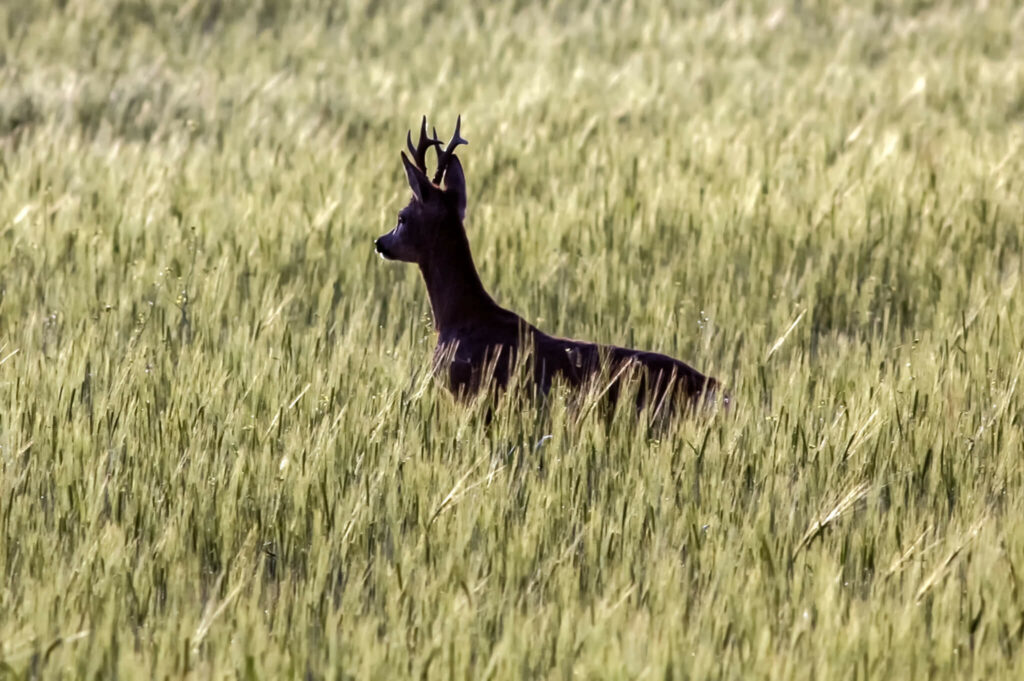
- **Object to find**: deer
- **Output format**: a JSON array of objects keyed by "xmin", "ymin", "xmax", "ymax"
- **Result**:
[{"xmin": 374, "ymin": 116, "xmax": 727, "ymax": 418}]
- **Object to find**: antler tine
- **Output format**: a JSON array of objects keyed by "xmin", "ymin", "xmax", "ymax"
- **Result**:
[
  {"xmin": 433, "ymin": 115, "xmax": 468, "ymax": 184},
  {"xmin": 406, "ymin": 115, "xmax": 441, "ymax": 172}
]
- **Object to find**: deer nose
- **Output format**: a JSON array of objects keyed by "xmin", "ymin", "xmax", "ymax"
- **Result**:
[{"xmin": 374, "ymin": 237, "xmax": 390, "ymax": 258}]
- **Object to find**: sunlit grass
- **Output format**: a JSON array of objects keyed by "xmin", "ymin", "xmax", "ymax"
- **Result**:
[{"xmin": 2, "ymin": 0, "xmax": 1023, "ymax": 678}]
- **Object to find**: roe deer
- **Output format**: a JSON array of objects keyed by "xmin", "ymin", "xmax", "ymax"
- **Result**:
[{"xmin": 375, "ymin": 116, "xmax": 726, "ymax": 416}]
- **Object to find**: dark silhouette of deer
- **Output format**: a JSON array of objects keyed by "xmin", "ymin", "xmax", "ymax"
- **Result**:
[{"xmin": 375, "ymin": 117, "xmax": 726, "ymax": 416}]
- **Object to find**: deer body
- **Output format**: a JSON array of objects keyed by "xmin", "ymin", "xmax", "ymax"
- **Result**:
[
  {"xmin": 376, "ymin": 117, "xmax": 723, "ymax": 414},
  {"xmin": 434, "ymin": 309, "xmax": 715, "ymax": 412}
]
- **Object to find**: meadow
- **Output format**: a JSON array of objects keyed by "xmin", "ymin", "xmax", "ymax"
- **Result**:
[{"xmin": 2, "ymin": 0, "xmax": 1023, "ymax": 678}]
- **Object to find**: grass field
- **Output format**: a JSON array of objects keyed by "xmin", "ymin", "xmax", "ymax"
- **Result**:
[{"xmin": 2, "ymin": 0, "xmax": 1024, "ymax": 678}]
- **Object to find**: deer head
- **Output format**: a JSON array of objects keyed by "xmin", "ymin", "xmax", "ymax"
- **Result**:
[{"xmin": 374, "ymin": 116, "xmax": 469, "ymax": 264}]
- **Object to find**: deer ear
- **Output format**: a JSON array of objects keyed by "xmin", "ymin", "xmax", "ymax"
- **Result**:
[
  {"xmin": 401, "ymin": 152, "xmax": 433, "ymax": 202},
  {"xmin": 443, "ymin": 155, "xmax": 467, "ymax": 220}
]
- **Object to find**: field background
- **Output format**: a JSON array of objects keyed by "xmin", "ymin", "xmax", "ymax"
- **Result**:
[{"xmin": 2, "ymin": 0, "xmax": 1023, "ymax": 678}]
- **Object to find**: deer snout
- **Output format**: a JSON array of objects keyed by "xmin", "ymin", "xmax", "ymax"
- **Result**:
[
  {"xmin": 374, "ymin": 229, "xmax": 418, "ymax": 263},
  {"xmin": 374, "ymin": 235, "xmax": 394, "ymax": 259}
]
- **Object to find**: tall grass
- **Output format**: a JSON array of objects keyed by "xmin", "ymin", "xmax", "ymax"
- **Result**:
[{"xmin": 2, "ymin": 1, "xmax": 1023, "ymax": 678}]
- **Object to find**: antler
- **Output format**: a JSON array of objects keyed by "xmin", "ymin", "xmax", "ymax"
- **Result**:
[
  {"xmin": 406, "ymin": 116, "xmax": 442, "ymax": 172},
  {"xmin": 432, "ymin": 115, "xmax": 468, "ymax": 184}
]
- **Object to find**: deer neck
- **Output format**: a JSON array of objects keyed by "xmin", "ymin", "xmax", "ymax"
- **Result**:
[{"xmin": 419, "ymin": 229, "xmax": 496, "ymax": 333}]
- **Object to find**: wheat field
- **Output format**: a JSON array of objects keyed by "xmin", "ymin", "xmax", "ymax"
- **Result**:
[{"xmin": 2, "ymin": 1, "xmax": 1023, "ymax": 678}]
